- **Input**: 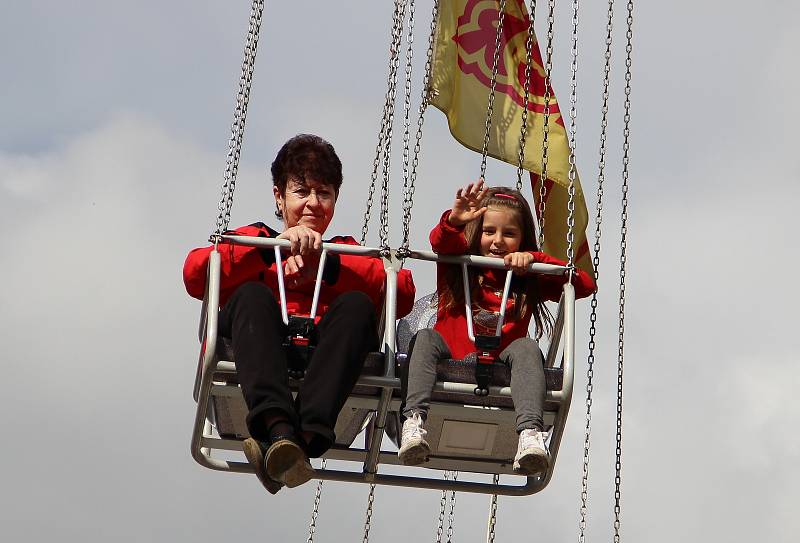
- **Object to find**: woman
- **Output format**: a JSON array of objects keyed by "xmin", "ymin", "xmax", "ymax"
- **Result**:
[{"xmin": 184, "ymin": 134, "xmax": 416, "ymax": 494}]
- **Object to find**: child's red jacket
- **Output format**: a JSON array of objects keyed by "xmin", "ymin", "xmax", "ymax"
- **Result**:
[{"xmin": 430, "ymin": 211, "xmax": 596, "ymax": 359}]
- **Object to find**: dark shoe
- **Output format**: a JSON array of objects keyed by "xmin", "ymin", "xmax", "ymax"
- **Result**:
[
  {"xmin": 265, "ymin": 436, "xmax": 315, "ymax": 488},
  {"xmin": 242, "ymin": 438, "xmax": 283, "ymax": 495}
]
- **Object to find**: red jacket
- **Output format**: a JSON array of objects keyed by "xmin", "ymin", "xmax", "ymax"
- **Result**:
[
  {"xmin": 183, "ymin": 222, "xmax": 416, "ymax": 319},
  {"xmin": 430, "ymin": 211, "xmax": 596, "ymax": 359}
]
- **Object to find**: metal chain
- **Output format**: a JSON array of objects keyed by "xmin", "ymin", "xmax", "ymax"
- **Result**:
[
  {"xmin": 435, "ymin": 471, "xmax": 451, "ymax": 543},
  {"xmin": 361, "ymin": 99, "xmax": 391, "ymax": 245},
  {"xmin": 578, "ymin": 1, "xmax": 614, "ymax": 541},
  {"xmin": 398, "ymin": 0, "xmax": 417, "ymax": 251},
  {"xmin": 399, "ymin": 0, "xmax": 440, "ymax": 254},
  {"xmin": 486, "ymin": 474, "xmax": 500, "ymax": 543},
  {"xmin": 564, "ymin": 0, "xmax": 580, "ymax": 268},
  {"xmin": 479, "ymin": 0, "xmax": 508, "ymax": 180},
  {"xmin": 537, "ymin": 0, "xmax": 555, "ymax": 248},
  {"xmin": 306, "ymin": 459, "xmax": 327, "ymax": 543},
  {"xmin": 446, "ymin": 471, "xmax": 459, "ymax": 543},
  {"xmin": 361, "ymin": 0, "xmax": 408, "ymax": 246},
  {"xmin": 362, "ymin": 483, "xmax": 377, "ymax": 543},
  {"xmin": 515, "ymin": 0, "xmax": 538, "ymax": 191},
  {"xmin": 213, "ymin": 0, "xmax": 265, "ymax": 238},
  {"xmin": 378, "ymin": 0, "xmax": 411, "ymax": 251},
  {"xmin": 614, "ymin": 2, "xmax": 634, "ymax": 541}
]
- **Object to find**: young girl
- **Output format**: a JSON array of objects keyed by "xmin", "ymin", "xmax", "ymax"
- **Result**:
[{"xmin": 398, "ymin": 181, "xmax": 596, "ymax": 475}]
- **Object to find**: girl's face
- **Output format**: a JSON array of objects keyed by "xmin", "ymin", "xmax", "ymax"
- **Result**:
[{"xmin": 479, "ymin": 206, "xmax": 523, "ymax": 257}]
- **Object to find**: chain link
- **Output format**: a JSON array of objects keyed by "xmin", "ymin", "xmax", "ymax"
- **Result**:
[
  {"xmin": 362, "ymin": 483, "xmax": 377, "ymax": 543},
  {"xmin": 537, "ymin": 0, "xmax": 555, "ymax": 248},
  {"xmin": 515, "ymin": 0, "xmax": 538, "ymax": 192},
  {"xmin": 564, "ymin": 0, "xmax": 580, "ymax": 268},
  {"xmin": 578, "ymin": 0, "xmax": 614, "ymax": 541},
  {"xmin": 614, "ymin": 2, "xmax": 634, "ymax": 541},
  {"xmin": 306, "ymin": 459, "xmax": 326, "ymax": 543},
  {"xmin": 361, "ymin": 0, "xmax": 408, "ymax": 246},
  {"xmin": 446, "ymin": 471, "xmax": 459, "ymax": 543},
  {"xmin": 213, "ymin": 0, "xmax": 265, "ymax": 238},
  {"xmin": 399, "ymin": 0, "xmax": 440, "ymax": 254},
  {"xmin": 479, "ymin": 0, "xmax": 508, "ymax": 180},
  {"xmin": 486, "ymin": 474, "xmax": 500, "ymax": 543}
]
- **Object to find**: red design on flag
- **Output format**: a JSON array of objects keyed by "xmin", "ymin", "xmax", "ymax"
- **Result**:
[
  {"xmin": 453, "ymin": 0, "xmax": 562, "ymax": 123},
  {"xmin": 575, "ymin": 240, "xmax": 590, "ymax": 263}
]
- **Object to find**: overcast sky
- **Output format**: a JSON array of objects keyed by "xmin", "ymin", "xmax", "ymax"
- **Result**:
[{"xmin": 1, "ymin": 1, "xmax": 798, "ymax": 541}]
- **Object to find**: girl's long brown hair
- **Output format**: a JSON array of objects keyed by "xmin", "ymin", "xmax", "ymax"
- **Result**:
[{"xmin": 439, "ymin": 187, "xmax": 553, "ymax": 339}]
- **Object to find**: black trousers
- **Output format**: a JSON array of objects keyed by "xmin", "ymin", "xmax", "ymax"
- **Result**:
[{"xmin": 218, "ymin": 282, "xmax": 379, "ymax": 457}]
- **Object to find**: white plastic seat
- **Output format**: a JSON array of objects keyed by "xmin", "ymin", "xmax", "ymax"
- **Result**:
[{"xmin": 190, "ymin": 240, "xmax": 576, "ymax": 496}]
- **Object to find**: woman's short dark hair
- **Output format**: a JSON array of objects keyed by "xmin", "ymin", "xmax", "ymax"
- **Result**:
[{"xmin": 270, "ymin": 134, "xmax": 343, "ymax": 196}]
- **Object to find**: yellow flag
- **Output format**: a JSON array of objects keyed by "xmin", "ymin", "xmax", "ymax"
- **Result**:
[{"xmin": 430, "ymin": 0, "xmax": 593, "ymax": 273}]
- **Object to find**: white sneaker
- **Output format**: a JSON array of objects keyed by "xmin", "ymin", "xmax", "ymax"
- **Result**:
[
  {"xmin": 398, "ymin": 412, "xmax": 430, "ymax": 466},
  {"xmin": 513, "ymin": 429, "xmax": 549, "ymax": 475}
]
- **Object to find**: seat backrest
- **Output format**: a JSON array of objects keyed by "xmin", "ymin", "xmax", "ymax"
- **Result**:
[{"xmin": 396, "ymin": 292, "xmax": 438, "ymax": 354}]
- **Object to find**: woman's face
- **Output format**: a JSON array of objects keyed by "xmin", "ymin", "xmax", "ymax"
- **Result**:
[
  {"xmin": 478, "ymin": 206, "xmax": 523, "ymax": 257},
  {"xmin": 274, "ymin": 176, "xmax": 337, "ymax": 233}
]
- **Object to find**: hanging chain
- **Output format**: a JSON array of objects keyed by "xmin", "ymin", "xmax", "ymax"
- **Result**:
[
  {"xmin": 362, "ymin": 483, "xmax": 377, "ymax": 543},
  {"xmin": 486, "ymin": 474, "xmax": 501, "ymax": 543},
  {"xmin": 515, "ymin": 0, "xmax": 538, "ymax": 191},
  {"xmin": 361, "ymin": 0, "xmax": 408, "ymax": 246},
  {"xmin": 213, "ymin": 0, "xmax": 265, "ymax": 239},
  {"xmin": 578, "ymin": 0, "xmax": 614, "ymax": 541},
  {"xmin": 564, "ymin": 0, "xmax": 580, "ymax": 269},
  {"xmin": 479, "ymin": 0, "xmax": 508, "ymax": 180},
  {"xmin": 435, "ymin": 471, "xmax": 451, "ymax": 543},
  {"xmin": 398, "ymin": 0, "xmax": 416, "ymax": 252},
  {"xmin": 378, "ymin": 0, "xmax": 411, "ymax": 252},
  {"xmin": 306, "ymin": 459, "xmax": 327, "ymax": 543},
  {"xmin": 446, "ymin": 471, "xmax": 459, "ymax": 543},
  {"xmin": 537, "ymin": 0, "xmax": 555, "ymax": 248},
  {"xmin": 399, "ymin": 0, "xmax": 440, "ymax": 254},
  {"xmin": 614, "ymin": 2, "xmax": 634, "ymax": 542}
]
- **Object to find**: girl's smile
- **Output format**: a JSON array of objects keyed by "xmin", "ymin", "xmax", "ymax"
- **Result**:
[{"xmin": 479, "ymin": 206, "xmax": 523, "ymax": 258}]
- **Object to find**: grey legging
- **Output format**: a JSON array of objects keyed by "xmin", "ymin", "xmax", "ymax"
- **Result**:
[{"xmin": 402, "ymin": 328, "xmax": 546, "ymax": 432}]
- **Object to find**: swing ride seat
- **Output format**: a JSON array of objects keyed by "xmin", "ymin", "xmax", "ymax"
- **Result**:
[
  {"xmin": 190, "ymin": 236, "xmax": 577, "ymax": 496},
  {"xmin": 190, "ymin": 238, "xmax": 397, "ymax": 472},
  {"xmin": 364, "ymin": 292, "xmax": 570, "ymax": 487},
  {"xmin": 341, "ymin": 251, "xmax": 576, "ymax": 492}
]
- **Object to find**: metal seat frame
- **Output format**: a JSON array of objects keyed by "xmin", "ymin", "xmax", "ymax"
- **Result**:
[{"xmin": 190, "ymin": 235, "xmax": 576, "ymax": 496}]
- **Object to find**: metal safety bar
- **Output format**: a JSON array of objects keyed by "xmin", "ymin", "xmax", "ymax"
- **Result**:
[
  {"xmin": 407, "ymin": 249, "xmax": 570, "ymax": 275},
  {"xmin": 222, "ymin": 234, "xmax": 384, "ymax": 257},
  {"xmin": 190, "ymin": 238, "xmax": 577, "ymax": 496}
]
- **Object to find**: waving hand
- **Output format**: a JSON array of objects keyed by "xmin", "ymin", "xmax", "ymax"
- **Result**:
[{"xmin": 447, "ymin": 179, "xmax": 489, "ymax": 227}]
